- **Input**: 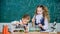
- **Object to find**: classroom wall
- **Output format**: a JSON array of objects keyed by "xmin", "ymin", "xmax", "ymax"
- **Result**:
[{"xmin": 0, "ymin": 0, "xmax": 60, "ymax": 23}]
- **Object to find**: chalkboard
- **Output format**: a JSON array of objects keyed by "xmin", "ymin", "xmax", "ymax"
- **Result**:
[{"xmin": 0, "ymin": 0, "xmax": 60, "ymax": 23}]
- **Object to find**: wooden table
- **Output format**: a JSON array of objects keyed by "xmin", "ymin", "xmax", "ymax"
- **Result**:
[
  {"xmin": 13, "ymin": 32, "xmax": 49, "ymax": 34},
  {"xmin": 0, "ymin": 32, "xmax": 2, "ymax": 34},
  {"xmin": 57, "ymin": 32, "xmax": 60, "ymax": 34},
  {"xmin": 0, "ymin": 32, "xmax": 60, "ymax": 34}
]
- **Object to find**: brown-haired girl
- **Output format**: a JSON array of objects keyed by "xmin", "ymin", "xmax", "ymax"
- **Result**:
[{"xmin": 32, "ymin": 5, "xmax": 50, "ymax": 31}]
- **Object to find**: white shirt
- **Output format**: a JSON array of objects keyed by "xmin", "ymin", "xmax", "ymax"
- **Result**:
[
  {"xmin": 33, "ymin": 14, "xmax": 49, "ymax": 30},
  {"xmin": 33, "ymin": 14, "xmax": 43, "ymax": 24},
  {"xmin": 43, "ymin": 18, "xmax": 49, "ymax": 30}
]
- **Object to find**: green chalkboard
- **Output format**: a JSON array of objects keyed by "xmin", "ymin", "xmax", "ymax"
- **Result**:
[{"xmin": 0, "ymin": 0, "xmax": 60, "ymax": 23}]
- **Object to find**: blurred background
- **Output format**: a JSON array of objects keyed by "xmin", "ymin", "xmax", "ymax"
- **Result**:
[
  {"xmin": 0, "ymin": 0, "xmax": 60, "ymax": 32},
  {"xmin": 0, "ymin": 0, "xmax": 60, "ymax": 23}
]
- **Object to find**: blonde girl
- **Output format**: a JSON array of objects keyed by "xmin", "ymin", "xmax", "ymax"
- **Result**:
[{"xmin": 32, "ymin": 5, "xmax": 50, "ymax": 31}]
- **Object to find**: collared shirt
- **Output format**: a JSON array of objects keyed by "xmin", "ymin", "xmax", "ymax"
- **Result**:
[{"xmin": 33, "ymin": 14, "xmax": 49, "ymax": 30}]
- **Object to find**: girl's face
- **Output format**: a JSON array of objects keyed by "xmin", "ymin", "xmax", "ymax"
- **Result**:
[
  {"xmin": 22, "ymin": 18, "xmax": 30, "ymax": 24},
  {"xmin": 37, "ymin": 7, "xmax": 43, "ymax": 15}
]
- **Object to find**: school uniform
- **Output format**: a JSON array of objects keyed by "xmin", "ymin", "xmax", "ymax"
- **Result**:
[{"xmin": 33, "ymin": 14, "xmax": 48, "ymax": 31}]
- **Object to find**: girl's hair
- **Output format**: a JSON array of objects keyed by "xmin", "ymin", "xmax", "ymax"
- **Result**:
[
  {"xmin": 35, "ymin": 5, "xmax": 50, "ymax": 22},
  {"xmin": 22, "ymin": 14, "xmax": 30, "ymax": 20}
]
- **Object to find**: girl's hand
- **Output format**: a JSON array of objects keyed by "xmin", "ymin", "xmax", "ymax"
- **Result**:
[
  {"xmin": 24, "ymin": 30, "xmax": 28, "ymax": 33},
  {"xmin": 24, "ymin": 26, "xmax": 29, "ymax": 33},
  {"xmin": 32, "ymin": 18, "xmax": 35, "ymax": 27},
  {"xmin": 39, "ymin": 24, "xmax": 43, "ymax": 28}
]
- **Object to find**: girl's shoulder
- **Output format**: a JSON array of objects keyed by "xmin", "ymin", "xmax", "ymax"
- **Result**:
[
  {"xmin": 11, "ymin": 21, "xmax": 19, "ymax": 24},
  {"xmin": 19, "ymin": 19, "xmax": 23, "ymax": 25},
  {"xmin": 19, "ymin": 19, "xmax": 22, "ymax": 22}
]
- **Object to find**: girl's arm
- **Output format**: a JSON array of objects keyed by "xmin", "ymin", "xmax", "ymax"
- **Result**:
[
  {"xmin": 11, "ymin": 21, "xmax": 19, "ymax": 26},
  {"xmin": 38, "ymin": 17, "xmax": 49, "ymax": 31},
  {"xmin": 24, "ymin": 26, "xmax": 29, "ymax": 33},
  {"xmin": 32, "ymin": 16, "xmax": 35, "ymax": 27},
  {"xmin": 43, "ymin": 17, "xmax": 49, "ymax": 30}
]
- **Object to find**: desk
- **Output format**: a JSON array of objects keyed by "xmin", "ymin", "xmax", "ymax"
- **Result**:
[
  {"xmin": 0, "ymin": 32, "xmax": 60, "ymax": 34},
  {"xmin": 13, "ymin": 32, "xmax": 49, "ymax": 34},
  {"xmin": 57, "ymin": 32, "xmax": 60, "ymax": 34}
]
